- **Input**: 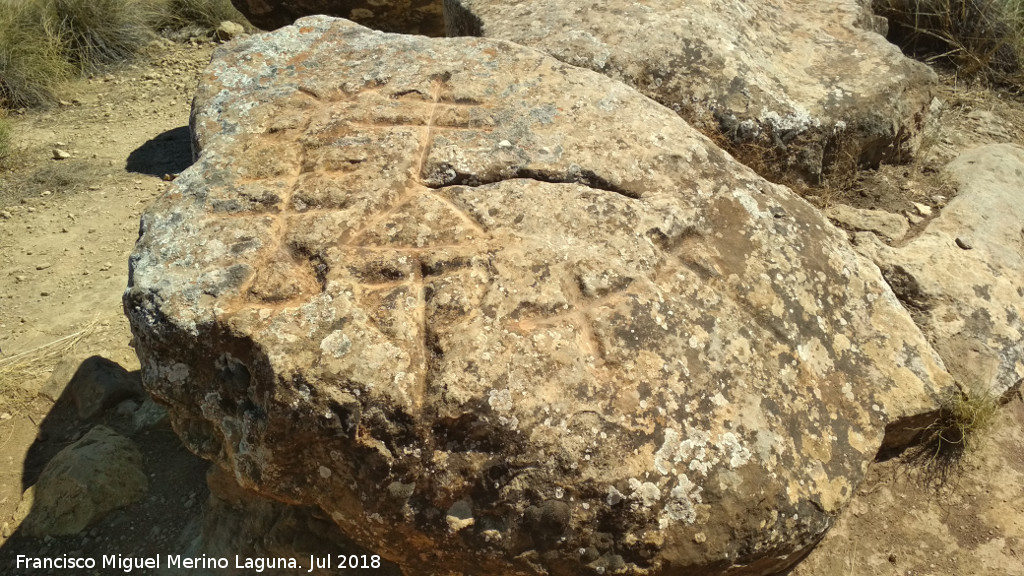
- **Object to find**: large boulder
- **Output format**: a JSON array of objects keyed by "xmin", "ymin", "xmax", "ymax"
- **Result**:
[
  {"xmin": 855, "ymin": 144, "xmax": 1024, "ymax": 399},
  {"xmin": 124, "ymin": 17, "xmax": 952, "ymax": 576},
  {"xmin": 231, "ymin": 0, "xmax": 445, "ymax": 35},
  {"xmin": 444, "ymin": 0, "xmax": 937, "ymax": 186}
]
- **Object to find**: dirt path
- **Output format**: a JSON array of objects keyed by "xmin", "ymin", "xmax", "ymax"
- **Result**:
[{"xmin": 0, "ymin": 38, "xmax": 214, "ymax": 570}]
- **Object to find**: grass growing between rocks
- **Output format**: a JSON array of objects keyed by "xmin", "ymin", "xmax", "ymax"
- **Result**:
[
  {"xmin": 0, "ymin": 0, "xmax": 247, "ymax": 108},
  {"xmin": 876, "ymin": 0, "xmax": 1024, "ymax": 90},
  {"xmin": 905, "ymin": 389, "xmax": 1000, "ymax": 485}
]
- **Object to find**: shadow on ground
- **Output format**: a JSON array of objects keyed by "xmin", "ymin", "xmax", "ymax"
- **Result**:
[
  {"xmin": 126, "ymin": 126, "xmax": 194, "ymax": 177},
  {"xmin": 0, "ymin": 355, "xmax": 209, "ymax": 575},
  {"xmin": 0, "ymin": 356, "xmax": 403, "ymax": 576}
]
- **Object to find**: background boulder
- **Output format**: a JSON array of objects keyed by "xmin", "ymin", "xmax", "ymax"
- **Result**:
[
  {"xmin": 231, "ymin": 0, "xmax": 445, "ymax": 35},
  {"xmin": 444, "ymin": 0, "xmax": 937, "ymax": 187},
  {"xmin": 856, "ymin": 144, "xmax": 1024, "ymax": 399}
]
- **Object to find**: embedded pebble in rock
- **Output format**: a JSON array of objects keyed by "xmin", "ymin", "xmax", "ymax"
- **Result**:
[
  {"xmin": 124, "ymin": 17, "xmax": 953, "ymax": 576},
  {"xmin": 855, "ymin": 144, "xmax": 1024, "ymax": 399},
  {"xmin": 444, "ymin": 0, "xmax": 937, "ymax": 186}
]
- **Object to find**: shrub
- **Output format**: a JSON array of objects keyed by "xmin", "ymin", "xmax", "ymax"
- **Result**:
[
  {"xmin": 875, "ymin": 0, "xmax": 1024, "ymax": 89},
  {"xmin": 37, "ymin": 0, "xmax": 158, "ymax": 69},
  {"xmin": 0, "ymin": 0, "xmax": 249, "ymax": 109},
  {"xmin": 152, "ymin": 0, "xmax": 249, "ymax": 32},
  {"xmin": 0, "ymin": 0, "xmax": 74, "ymax": 108}
]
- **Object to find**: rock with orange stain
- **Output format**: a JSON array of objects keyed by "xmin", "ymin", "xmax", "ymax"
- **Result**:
[{"xmin": 124, "ymin": 17, "xmax": 953, "ymax": 576}]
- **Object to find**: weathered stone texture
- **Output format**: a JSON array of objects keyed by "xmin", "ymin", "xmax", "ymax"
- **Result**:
[
  {"xmin": 444, "ymin": 0, "xmax": 937, "ymax": 186},
  {"xmin": 22, "ymin": 426, "xmax": 147, "ymax": 537},
  {"xmin": 232, "ymin": 0, "xmax": 445, "ymax": 35},
  {"xmin": 856, "ymin": 144, "xmax": 1024, "ymax": 399},
  {"xmin": 125, "ymin": 17, "xmax": 952, "ymax": 576}
]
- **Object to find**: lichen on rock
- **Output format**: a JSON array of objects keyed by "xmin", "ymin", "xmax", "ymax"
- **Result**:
[{"xmin": 124, "ymin": 17, "xmax": 953, "ymax": 576}]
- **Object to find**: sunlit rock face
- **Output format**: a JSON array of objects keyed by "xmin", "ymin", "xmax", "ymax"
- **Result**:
[
  {"xmin": 444, "ymin": 0, "xmax": 937, "ymax": 186},
  {"xmin": 124, "ymin": 17, "xmax": 951, "ymax": 576}
]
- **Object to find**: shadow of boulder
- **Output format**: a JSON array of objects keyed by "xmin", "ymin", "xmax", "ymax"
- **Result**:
[
  {"xmin": 0, "ymin": 354, "xmax": 209, "ymax": 570},
  {"xmin": 126, "ymin": 126, "xmax": 193, "ymax": 177}
]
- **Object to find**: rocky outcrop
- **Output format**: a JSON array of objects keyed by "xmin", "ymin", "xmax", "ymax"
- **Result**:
[
  {"xmin": 21, "ymin": 426, "xmax": 147, "ymax": 537},
  {"xmin": 856, "ymin": 144, "xmax": 1024, "ymax": 398},
  {"xmin": 124, "ymin": 17, "xmax": 953, "ymax": 576},
  {"xmin": 231, "ymin": 0, "xmax": 445, "ymax": 35},
  {"xmin": 825, "ymin": 204, "xmax": 909, "ymax": 243},
  {"xmin": 443, "ymin": 0, "xmax": 937, "ymax": 186}
]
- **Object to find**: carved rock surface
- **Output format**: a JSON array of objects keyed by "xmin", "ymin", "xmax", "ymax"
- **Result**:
[
  {"xmin": 444, "ymin": 0, "xmax": 936, "ymax": 186},
  {"xmin": 124, "ymin": 17, "xmax": 952, "ymax": 576},
  {"xmin": 231, "ymin": 0, "xmax": 445, "ymax": 35},
  {"xmin": 857, "ymin": 144, "xmax": 1024, "ymax": 398}
]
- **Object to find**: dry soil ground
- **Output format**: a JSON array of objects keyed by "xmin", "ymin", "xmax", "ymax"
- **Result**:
[{"xmin": 0, "ymin": 32, "xmax": 1022, "ymax": 576}]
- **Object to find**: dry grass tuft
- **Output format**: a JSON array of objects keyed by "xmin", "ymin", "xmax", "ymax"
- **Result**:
[
  {"xmin": 875, "ymin": 0, "xmax": 1024, "ymax": 90},
  {"xmin": 903, "ymin": 388, "xmax": 1000, "ymax": 485},
  {"xmin": 0, "ymin": 321, "xmax": 97, "ymax": 415},
  {"xmin": 0, "ymin": 0, "xmax": 249, "ymax": 109}
]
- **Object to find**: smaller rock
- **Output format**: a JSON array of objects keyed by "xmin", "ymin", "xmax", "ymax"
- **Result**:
[
  {"xmin": 36, "ymin": 262, "xmax": 52, "ymax": 270},
  {"xmin": 955, "ymin": 237, "xmax": 973, "ymax": 250},
  {"xmin": 825, "ymin": 204, "xmax": 910, "ymax": 242},
  {"xmin": 1, "ymin": 210, "xmax": 12, "ymax": 219},
  {"xmin": 911, "ymin": 202, "xmax": 932, "ymax": 216},
  {"xmin": 215, "ymin": 21, "xmax": 246, "ymax": 42},
  {"xmin": 72, "ymin": 357, "xmax": 144, "ymax": 420},
  {"xmin": 48, "ymin": 355, "xmax": 145, "ymax": 419},
  {"xmin": 21, "ymin": 426, "xmax": 148, "ymax": 537},
  {"xmin": 52, "ymin": 148, "xmax": 71, "ymax": 160},
  {"xmin": 131, "ymin": 397, "xmax": 168, "ymax": 432},
  {"xmin": 0, "ymin": 412, "xmax": 11, "ymax": 420},
  {"xmin": 115, "ymin": 399, "xmax": 140, "ymax": 418}
]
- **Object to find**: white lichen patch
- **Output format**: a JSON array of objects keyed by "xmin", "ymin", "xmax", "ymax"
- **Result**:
[
  {"xmin": 320, "ymin": 330, "xmax": 352, "ymax": 358},
  {"xmin": 628, "ymin": 478, "xmax": 662, "ymax": 508},
  {"xmin": 659, "ymin": 474, "xmax": 703, "ymax": 527},
  {"xmin": 654, "ymin": 425, "xmax": 754, "ymax": 478}
]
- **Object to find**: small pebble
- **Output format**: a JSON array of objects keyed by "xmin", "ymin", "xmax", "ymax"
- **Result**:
[
  {"xmin": 52, "ymin": 148, "xmax": 71, "ymax": 160},
  {"xmin": 955, "ymin": 237, "xmax": 973, "ymax": 250}
]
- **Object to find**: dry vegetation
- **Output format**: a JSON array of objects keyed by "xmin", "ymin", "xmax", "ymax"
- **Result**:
[
  {"xmin": 0, "ymin": 0, "xmax": 245, "ymax": 108},
  {"xmin": 875, "ymin": 0, "xmax": 1024, "ymax": 90}
]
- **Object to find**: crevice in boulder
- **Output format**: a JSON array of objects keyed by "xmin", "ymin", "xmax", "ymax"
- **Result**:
[{"xmin": 430, "ymin": 165, "xmax": 641, "ymax": 200}]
